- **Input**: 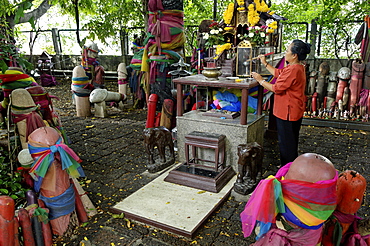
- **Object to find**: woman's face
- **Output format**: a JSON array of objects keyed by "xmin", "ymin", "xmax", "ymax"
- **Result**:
[{"xmin": 284, "ymin": 43, "xmax": 297, "ymax": 64}]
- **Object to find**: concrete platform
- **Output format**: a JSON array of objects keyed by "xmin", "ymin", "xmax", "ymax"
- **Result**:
[
  {"xmin": 111, "ymin": 164, "xmax": 236, "ymax": 238},
  {"xmin": 177, "ymin": 111, "xmax": 265, "ymax": 171}
]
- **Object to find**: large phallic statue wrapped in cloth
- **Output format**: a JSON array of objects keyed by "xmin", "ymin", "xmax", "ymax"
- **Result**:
[
  {"xmin": 81, "ymin": 42, "xmax": 105, "ymax": 89},
  {"xmin": 11, "ymin": 88, "xmax": 46, "ymax": 149},
  {"xmin": 71, "ymin": 65, "xmax": 93, "ymax": 117},
  {"xmin": 240, "ymin": 153, "xmax": 337, "ymax": 246},
  {"xmin": 140, "ymin": 0, "xmax": 185, "ymax": 110},
  {"xmin": 0, "ymin": 67, "xmax": 38, "ymax": 119},
  {"xmin": 28, "ymin": 127, "xmax": 85, "ymax": 235},
  {"xmin": 321, "ymin": 170, "xmax": 369, "ymax": 245}
]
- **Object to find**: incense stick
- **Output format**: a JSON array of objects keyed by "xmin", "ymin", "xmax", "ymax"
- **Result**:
[{"xmin": 245, "ymin": 52, "xmax": 275, "ymax": 62}]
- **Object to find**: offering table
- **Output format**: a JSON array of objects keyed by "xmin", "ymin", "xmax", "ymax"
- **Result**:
[
  {"xmin": 173, "ymin": 74, "xmax": 263, "ymax": 125},
  {"xmin": 173, "ymin": 74, "xmax": 266, "ymax": 175}
]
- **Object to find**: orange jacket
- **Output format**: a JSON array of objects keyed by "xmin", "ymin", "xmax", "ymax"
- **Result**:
[{"xmin": 272, "ymin": 64, "xmax": 307, "ymax": 121}]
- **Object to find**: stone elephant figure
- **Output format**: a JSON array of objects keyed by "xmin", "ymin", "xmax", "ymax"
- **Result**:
[
  {"xmin": 236, "ymin": 142, "xmax": 263, "ymax": 185},
  {"xmin": 143, "ymin": 126, "xmax": 175, "ymax": 165}
]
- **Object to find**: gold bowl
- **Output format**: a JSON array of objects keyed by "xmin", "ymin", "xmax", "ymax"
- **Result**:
[{"xmin": 202, "ymin": 67, "xmax": 222, "ymax": 80}]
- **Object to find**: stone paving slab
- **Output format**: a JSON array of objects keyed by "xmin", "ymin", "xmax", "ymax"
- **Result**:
[{"xmin": 112, "ymin": 164, "xmax": 236, "ymax": 238}]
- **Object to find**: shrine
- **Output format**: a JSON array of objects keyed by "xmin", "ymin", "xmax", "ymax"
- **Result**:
[
  {"xmin": 112, "ymin": 0, "xmax": 284, "ymax": 238},
  {"xmin": 1, "ymin": 0, "xmax": 370, "ymax": 244}
]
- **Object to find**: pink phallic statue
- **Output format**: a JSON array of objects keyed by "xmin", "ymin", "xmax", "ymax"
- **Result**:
[
  {"xmin": 349, "ymin": 59, "xmax": 366, "ymax": 117},
  {"xmin": 28, "ymin": 127, "xmax": 85, "ymax": 235},
  {"xmin": 241, "ymin": 153, "xmax": 337, "ymax": 246}
]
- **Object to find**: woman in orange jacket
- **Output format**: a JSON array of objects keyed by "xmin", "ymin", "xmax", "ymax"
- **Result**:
[{"xmin": 252, "ymin": 39, "xmax": 311, "ymax": 166}]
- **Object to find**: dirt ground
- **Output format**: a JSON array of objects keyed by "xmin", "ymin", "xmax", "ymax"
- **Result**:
[{"xmin": 45, "ymin": 78, "xmax": 370, "ymax": 246}]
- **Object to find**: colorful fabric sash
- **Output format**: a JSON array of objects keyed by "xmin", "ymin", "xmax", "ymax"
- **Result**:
[
  {"xmin": 28, "ymin": 137, "xmax": 84, "ymax": 180},
  {"xmin": 71, "ymin": 73, "xmax": 92, "ymax": 97},
  {"xmin": 39, "ymin": 184, "xmax": 75, "ymax": 220},
  {"xmin": 0, "ymin": 70, "xmax": 37, "ymax": 91},
  {"xmin": 240, "ymin": 162, "xmax": 338, "ymax": 238}
]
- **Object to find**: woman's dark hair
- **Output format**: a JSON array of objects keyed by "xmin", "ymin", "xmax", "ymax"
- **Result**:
[{"xmin": 291, "ymin": 39, "xmax": 311, "ymax": 61}]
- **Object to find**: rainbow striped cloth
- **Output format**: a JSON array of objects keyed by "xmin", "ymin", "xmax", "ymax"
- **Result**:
[
  {"xmin": 240, "ymin": 162, "xmax": 338, "ymax": 239},
  {"xmin": 28, "ymin": 137, "xmax": 85, "ymax": 181}
]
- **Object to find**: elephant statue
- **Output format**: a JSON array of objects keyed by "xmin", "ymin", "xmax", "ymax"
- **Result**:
[
  {"xmin": 234, "ymin": 142, "xmax": 263, "ymax": 195},
  {"xmin": 143, "ymin": 126, "xmax": 175, "ymax": 173}
]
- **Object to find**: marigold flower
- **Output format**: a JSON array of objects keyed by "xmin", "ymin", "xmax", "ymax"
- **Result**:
[{"xmin": 223, "ymin": 3, "xmax": 234, "ymax": 25}]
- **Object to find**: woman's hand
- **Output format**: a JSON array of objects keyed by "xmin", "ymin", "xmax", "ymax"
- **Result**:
[
  {"xmin": 258, "ymin": 54, "xmax": 267, "ymax": 65},
  {"xmin": 251, "ymin": 72, "xmax": 262, "ymax": 82}
]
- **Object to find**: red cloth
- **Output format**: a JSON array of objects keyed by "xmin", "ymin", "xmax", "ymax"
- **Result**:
[
  {"xmin": 272, "ymin": 64, "xmax": 307, "ymax": 121},
  {"xmin": 0, "ymin": 73, "xmax": 29, "ymax": 83},
  {"xmin": 12, "ymin": 111, "xmax": 46, "ymax": 141}
]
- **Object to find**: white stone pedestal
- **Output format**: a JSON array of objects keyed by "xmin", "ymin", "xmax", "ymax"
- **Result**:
[{"xmin": 176, "ymin": 111, "xmax": 265, "ymax": 172}]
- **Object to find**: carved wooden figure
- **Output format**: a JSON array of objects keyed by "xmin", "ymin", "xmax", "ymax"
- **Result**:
[
  {"xmin": 234, "ymin": 142, "xmax": 263, "ymax": 195},
  {"xmin": 326, "ymin": 71, "xmax": 337, "ymax": 111},
  {"xmin": 89, "ymin": 88, "xmax": 125, "ymax": 118},
  {"xmin": 349, "ymin": 59, "xmax": 366, "ymax": 117},
  {"xmin": 143, "ymin": 126, "xmax": 175, "ymax": 173},
  {"xmin": 307, "ymin": 70, "xmax": 318, "ymax": 96},
  {"xmin": 71, "ymin": 66, "xmax": 92, "ymax": 117},
  {"xmin": 335, "ymin": 67, "xmax": 351, "ymax": 109},
  {"xmin": 10, "ymin": 89, "xmax": 45, "ymax": 149},
  {"xmin": 316, "ymin": 62, "xmax": 330, "ymax": 109}
]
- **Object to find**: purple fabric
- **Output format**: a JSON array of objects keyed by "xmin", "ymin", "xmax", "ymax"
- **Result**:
[
  {"xmin": 342, "ymin": 232, "xmax": 368, "ymax": 246},
  {"xmin": 359, "ymin": 89, "xmax": 369, "ymax": 106},
  {"xmin": 149, "ymin": 61, "xmax": 158, "ymax": 84},
  {"xmin": 148, "ymin": 0, "xmax": 163, "ymax": 12},
  {"xmin": 333, "ymin": 210, "xmax": 361, "ymax": 224},
  {"xmin": 118, "ymin": 79, "xmax": 128, "ymax": 85},
  {"xmin": 252, "ymin": 225, "xmax": 323, "ymax": 246},
  {"xmin": 40, "ymin": 73, "xmax": 57, "ymax": 87}
]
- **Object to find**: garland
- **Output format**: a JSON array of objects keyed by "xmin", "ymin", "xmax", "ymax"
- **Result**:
[
  {"xmin": 254, "ymin": 0, "xmax": 270, "ymax": 13},
  {"xmin": 247, "ymin": 4, "xmax": 260, "ymax": 27},
  {"xmin": 266, "ymin": 19, "xmax": 278, "ymax": 33},
  {"xmin": 223, "ymin": 3, "xmax": 234, "ymax": 25},
  {"xmin": 215, "ymin": 43, "xmax": 232, "ymax": 56},
  {"xmin": 236, "ymin": 0, "xmax": 245, "ymax": 6}
]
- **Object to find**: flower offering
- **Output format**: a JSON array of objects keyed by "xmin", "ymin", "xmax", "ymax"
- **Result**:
[{"xmin": 202, "ymin": 21, "xmax": 225, "ymax": 48}]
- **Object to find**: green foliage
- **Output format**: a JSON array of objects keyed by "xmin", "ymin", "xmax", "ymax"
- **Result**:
[
  {"xmin": 0, "ymin": 147, "xmax": 28, "ymax": 206},
  {"xmin": 0, "ymin": 0, "xmax": 35, "ymax": 72},
  {"xmin": 0, "ymin": 19, "xmax": 32, "ymax": 73},
  {"xmin": 0, "ymin": 0, "xmax": 15, "ymax": 16},
  {"xmin": 273, "ymin": 0, "xmax": 370, "ymax": 59}
]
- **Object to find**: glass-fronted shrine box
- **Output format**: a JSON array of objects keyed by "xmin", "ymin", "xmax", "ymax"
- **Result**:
[{"xmin": 173, "ymin": 74, "xmax": 264, "ymax": 125}]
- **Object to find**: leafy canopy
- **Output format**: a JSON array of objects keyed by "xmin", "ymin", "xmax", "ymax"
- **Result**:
[{"xmin": 272, "ymin": 0, "xmax": 370, "ymax": 58}]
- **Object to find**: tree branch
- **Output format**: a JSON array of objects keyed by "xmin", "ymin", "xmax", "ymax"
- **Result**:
[{"xmin": 19, "ymin": 0, "xmax": 52, "ymax": 24}]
